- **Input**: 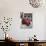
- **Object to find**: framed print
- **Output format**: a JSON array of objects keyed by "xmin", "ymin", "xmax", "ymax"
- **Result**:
[{"xmin": 20, "ymin": 12, "xmax": 32, "ymax": 28}]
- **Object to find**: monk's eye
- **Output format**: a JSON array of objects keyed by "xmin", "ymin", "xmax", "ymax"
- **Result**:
[
  {"xmin": 28, "ymin": 16, "xmax": 30, "ymax": 17},
  {"xmin": 24, "ymin": 15, "xmax": 26, "ymax": 17}
]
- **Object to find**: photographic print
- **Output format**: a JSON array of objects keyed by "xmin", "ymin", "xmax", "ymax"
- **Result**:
[{"xmin": 20, "ymin": 12, "xmax": 32, "ymax": 28}]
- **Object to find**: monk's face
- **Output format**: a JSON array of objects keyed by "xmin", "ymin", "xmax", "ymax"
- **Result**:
[{"xmin": 22, "ymin": 14, "xmax": 32, "ymax": 26}]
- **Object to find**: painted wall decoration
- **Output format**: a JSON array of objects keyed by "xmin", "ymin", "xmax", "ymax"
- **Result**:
[
  {"xmin": 29, "ymin": 0, "xmax": 43, "ymax": 8},
  {"xmin": 0, "ymin": 17, "xmax": 12, "ymax": 33},
  {"xmin": 0, "ymin": 17, "xmax": 12, "ymax": 39},
  {"xmin": 20, "ymin": 12, "xmax": 32, "ymax": 28}
]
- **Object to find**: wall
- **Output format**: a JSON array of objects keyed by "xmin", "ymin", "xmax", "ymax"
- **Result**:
[{"xmin": 0, "ymin": 0, "xmax": 46, "ymax": 40}]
